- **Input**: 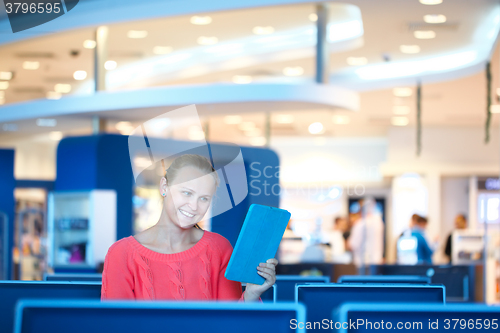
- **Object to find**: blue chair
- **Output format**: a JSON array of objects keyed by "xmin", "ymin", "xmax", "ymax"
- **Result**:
[
  {"xmin": 337, "ymin": 275, "xmax": 431, "ymax": 284},
  {"xmin": 275, "ymin": 275, "xmax": 329, "ymax": 301},
  {"xmin": 334, "ymin": 303, "xmax": 500, "ymax": 333},
  {"xmin": 43, "ymin": 273, "xmax": 102, "ymax": 282},
  {"xmin": 296, "ymin": 283, "xmax": 445, "ymax": 332},
  {"xmin": 14, "ymin": 300, "xmax": 306, "ymax": 333},
  {"xmin": 242, "ymin": 283, "xmax": 277, "ymax": 302},
  {"xmin": 0, "ymin": 281, "xmax": 101, "ymax": 333}
]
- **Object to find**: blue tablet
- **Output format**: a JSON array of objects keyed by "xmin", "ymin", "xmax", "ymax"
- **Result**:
[{"xmin": 225, "ymin": 204, "xmax": 291, "ymax": 284}]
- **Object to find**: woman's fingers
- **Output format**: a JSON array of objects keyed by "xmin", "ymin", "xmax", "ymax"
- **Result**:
[
  {"xmin": 266, "ymin": 258, "xmax": 278, "ymax": 266},
  {"xmin": 257, "ymin": 266, "xmax": 274, "ymax": 276}
]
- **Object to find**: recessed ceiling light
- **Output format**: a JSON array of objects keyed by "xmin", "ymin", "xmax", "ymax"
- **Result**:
[
  {"xmin": 197, "ymin": 36, "xmax": 218, "ymax": 45},
  {"xmin": 232, "ymin": 75, "xmax": 252, "ymax": 84},
  {"xmin": 249, "ymin": 137, "xmax": 266, "ymax": 146},
  {"xmin": 83, "ymin": 40, "xmax": 96, "ymax": 49},
  {"xmin": 47, "ymin": 91, "xmax": 62, "ymax": 100},
  {"xmin": 153, "ymin": 46, "xmax": 173, "ymax": 55},
  {"xmin": 253, "ymin": 26, "xmax": 275, "ymax": 35},
  {"xmin": 423, "ymin": 14, "xmax": 446, "ymax": 24},
  {"xmin": 0, "ymin": 72, "xmax": 13, "ymax": 80},
  {"xmin": 490, "ymin": 105, "xmax": 500, "ymax": 113},
  {"xmin": 392, "ymin": 117, "xmax": 409, "ymax": 126},
  {"xmin": 393, "ymin": 105, "xmax": 411, "ymax": 115},
  {"xmin": 0, "ymin": 91, "xmax": 4, "ymax": 98},
  {"xmin": 308, "ymin": 122, "xmax": 324, "ymax": 134},
  {"xmin": 23, "ymin": 61, "xmax": 39, "ymax": 70},
  {"xmin": 239, "ymin": 122, "xmax": 256, "ymax": 131},
  {"xmin": 0, "ymin": 82, "xmax": 9, "ymax": 90},
  {"xmin": 127, "ymin": 30, "xmax": 148, "ymax": 39},
  {"xmin": 332, "ymin": 115, "xmax": 351, "ymax": 124},
  {"xmin": 393, "ymin": 87, "xmax": 413, "ymax": 97},
  {"xmin": 36, "ymin": 118, "xmax": 57, "ymax": 127},
  {"xmin": 73, "ymin": 70, "xmax": 87, "ymax": 80},
  {"xmin": 190, "ymin": 16, "xmax": 212, "ymax": 25},
  {"xmin": 275, "ymin": 114, "xmax": 294, "ymax": 124},
  {"xmin": 283, "ymin": 66, "xmax": 304, "ymax": 76},
  {"xmin": 224, "ymin": 115, "xmax": 243, "ymax": 124},
  {"xmin": 309, "ymin": 13, "xmax": 318, "ymax": 22},
  {"xmin": 419, "ymin": 0, "xmax": 443, "ymax": 5},
  {"xmin": 104, "ymin": 60, "xmax": 117, "ymax": 70},
  {"xmin": 54, "ymin": 84, "xmax": 71, "ymax": 94},
  {"xmin": 400, "ymin": 45, "xmax": 421, "ymax": 54},
  {"xmin": 414, "ymin": 30, "xmax": 436, "ymax": 39},
  {"xmin": 115, "ymin": 121, "xmax": 132, "ymax": 131},
  {"xmin": 2, "ymin": 124, "xmax": 18, "ymax": 131},
  {"xmin": 49, "ymin": 131, "xmax": 63, "ymax": 141},
  {"xmin": 347, "ymin": 57, "xmax": 368, "ymax": 66}
]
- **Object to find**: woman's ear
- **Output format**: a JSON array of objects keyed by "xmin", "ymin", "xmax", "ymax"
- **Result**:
[{"xmin": 159, "ymin": 177, "xmax": 168, "ymax": 197}]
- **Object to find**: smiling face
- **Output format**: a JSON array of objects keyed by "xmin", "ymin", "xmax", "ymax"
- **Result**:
[{"xmin": 162, "ymin": 166, "xmax": 217, "ymax": 229}]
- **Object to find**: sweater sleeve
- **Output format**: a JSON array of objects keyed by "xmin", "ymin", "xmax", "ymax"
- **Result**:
[
  {"xmin": 101, "ymin": 238, "xmax": 135, "ymax": 300},
  {"xmin": 213, "ymin": 234, "xmax": 261, "ymax": 302}
]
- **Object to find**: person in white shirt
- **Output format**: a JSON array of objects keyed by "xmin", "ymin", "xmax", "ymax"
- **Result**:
[{"xmin": 347, "ymin": 198, "xmax": 384, "ymax": 267}]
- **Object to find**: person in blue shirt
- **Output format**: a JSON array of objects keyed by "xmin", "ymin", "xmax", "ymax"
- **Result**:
[{"xmin": 411, "ymin": 216, "xmax": 433, "ymax": 264}]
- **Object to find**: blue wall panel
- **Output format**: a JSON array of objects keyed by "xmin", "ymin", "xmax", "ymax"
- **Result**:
[{"xmin": 0, "ymin": 149, "xmax": 15, "ymax": 279}]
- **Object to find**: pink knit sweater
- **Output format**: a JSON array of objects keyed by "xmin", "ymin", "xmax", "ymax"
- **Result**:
[{"xmin": 101, "ymin": 230, "xmax": 251, "ymax": 301}]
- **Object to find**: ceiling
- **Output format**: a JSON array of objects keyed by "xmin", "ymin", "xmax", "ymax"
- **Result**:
[{"xmin": 0, "ymin": 0, "xmax": 499, "ymax": 147}]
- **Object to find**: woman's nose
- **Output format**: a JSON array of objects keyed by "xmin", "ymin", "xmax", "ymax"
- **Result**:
[{"xmin": 187, "ymin": 197, "xmax": 198, "ymax": 211}]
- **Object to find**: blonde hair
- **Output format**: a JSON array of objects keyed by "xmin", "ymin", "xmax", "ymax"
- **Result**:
[{"xmin": 165, "ymin": 154, "xmax": 219, "ymax": 187}]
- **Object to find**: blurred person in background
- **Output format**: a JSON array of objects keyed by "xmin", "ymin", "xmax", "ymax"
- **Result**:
[
  {"xmin": 444, "ymin": 214, "xmax": 467, "ymax": 263},
  {"xmin": 347, "ymin": 198, "xmax": 384, "ymax": 267},
  {"xmin": 411, "ymin": 216, "xmax": 434, "ymax": 264},
  {"xmin": 329, "ymin": 217, "xmax": 347, "ymax": 256}
]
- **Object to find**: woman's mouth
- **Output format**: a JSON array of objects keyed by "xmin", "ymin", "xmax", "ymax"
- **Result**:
[{"xmin": 179, "ymin": 209, "xmax": 195, "ymax": 218}]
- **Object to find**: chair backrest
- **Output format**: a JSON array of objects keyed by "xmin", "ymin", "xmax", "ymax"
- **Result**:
[
  {"xmin": 43, "ymin": 273, "xmax": 102, "ymax": 282},
  {"xmin": 334, "ymin": 303, "xmax": 500, "ymax": 333},
  {"xmin": 242, "ymin": 283, "xmax": 277, "ymax": 302},
  {"xmin": 337, "ymin": 275, "xmax": 431, "ymax": 284},
  {"xmin": 0, "ymin": 281, "xmax": 101, "ymax": 333},
  {"xmin": 371, "ymin": 264, "xmax": 474, "ymax": 302},
  {"xmin": 15, "ymin": 300, "xmax": 306, "ymax": 333},
  {"xmin": 275, "ymin": 275, "xmax": 329, "ymax": 301},
  {"xmin": 296, "ymin": 283, "xmax": 445, "ymax": 332}
]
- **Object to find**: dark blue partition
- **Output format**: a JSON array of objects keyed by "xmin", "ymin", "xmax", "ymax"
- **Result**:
[
  {"xmin": 15, "ymin": 300, "xmax": 306, "ymax": 333},
  {"xmin": 43, "ymin": 273, "xmax": 102, "ymax": 282},
  {"xmin": 335, "ymin": 303, "xmax": 500, "ymax": 333},
  {"xmin": 371, "ymin": 265, "xmax": 475, "ymax": 302},
  {"xmin": 242, "ymin": 283, "xmax": 277, "ymax": 302},
  {"xmin": 0, "ymin": 281, "xmax": 101, "ymax": 333},
  {"xmin": 338, "ymin": 275, "xmax": 431, "ymax": 284},
  {"xmin": 296, "ymin": 284, "xmax": 445, "ymax": 332},
  {"xmin": 275, "ymin": 275, "xmax": 329, "ymax": 301},
  {"xmin": 0, "ymin": 149, "xmax": 15, "ymax": 280}
]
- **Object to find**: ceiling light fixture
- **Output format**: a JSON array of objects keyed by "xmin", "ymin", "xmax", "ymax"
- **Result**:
[
  {"xmin": 54, "ymin": 84, "xmax": 71, "ymax": 94},
  {"xmin": 414, "ymin": 30, "xmax": 436, "ymax": 39},
  {"xmin": 232, "ymin": 75, "xmax": 252, "ymax": 84},
  {"xmin": 332, "ymin": 115, "xmax": 351, "ymax": 124},
  {"xmin": 190, "ymin": 16, "xmax": 212, "ymax": 25},
  {"xmin": 197, "ymin": 36, "xmax": 218, "ymax": 45},
  {"xmin": 0, "ymin": 82, "xmax": 9, "ymax": 90},
  {"xmin": 23, "ymin": 61, "xmax": 39, "ymax": 70},
  {"xmin": 83, "ymin": 40, "xmax": 96, "ymax": 49},
  {"xmin": 275, "ymin": 114, "xmax": 294, "ymax": 124},
  {"xmin": 423, "ymin": 14, "xmax": 446, "ymax": 24},
  {"xmin": 283, "ymin": 66, "xmax": 304, "ymax": 76},
  {"xmin": 308, "ymin": 122, "xmax": 324, "ymax": 134},
  {"xmin": 419, "ymin": 0, "xmax": 443, "ymax": 5},
  {"xmin": 400, "ymin": 45, "xmax": 421, "ymax": 54},
  {"xmin": 49, "ymin": 131, "xmax": 63, "ymax": 141},
  {"xmin": 392, "ymin": 117, "xmax": 409, "ymax": 126},
  {"xmin": 153, "ymin": 46, "xmax": 173, "ymax": 55},
  {"xmin": 490, "ymin": 105, "xmax": 500, "ymax": 113},
  {"xmin": 73, "ymin": 70, "xmax": 87, "ymax": 80},
  {"xmin": 127, "ymin": 30, "xmax": 148, "ymax": 39},
  {"xmin": 0, "ymin": 91, "xmax": 4, "ymax": 98},
  {"xmin": 309, "ymin": 13, "xmax": 318, "ymax": 22},
  {"xmin": 0, "ymin": 72, "xmax": 13, "ymax": 80},
  {"xmin": 347, "ymin": 57, "xmax": 368, "ymax": 66},
  {"xmin": 105, "ymin": 60, "xmax": 117, "ymax": 70},
  {"xmin": 253, "ymin": 26, "xmax": 275, "ymax": 35},
  {"xmin": 393, "ymin": 87, "xmax": 413, "ymax": 97}
]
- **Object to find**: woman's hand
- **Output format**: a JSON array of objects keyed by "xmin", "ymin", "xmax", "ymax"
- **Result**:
[{"xmin": 244, "ymin": 258, "xmax": 278, "ymax": 302}]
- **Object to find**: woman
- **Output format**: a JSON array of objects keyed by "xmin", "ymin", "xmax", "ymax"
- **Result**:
[{"xmin": 101, "ymin": 154, "xmax": 277, "ymax": 301}]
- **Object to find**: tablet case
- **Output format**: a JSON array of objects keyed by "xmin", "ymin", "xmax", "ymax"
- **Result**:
[{"xmin": 224, "ymin": 204, "xmax": 291, "ymax": 284}]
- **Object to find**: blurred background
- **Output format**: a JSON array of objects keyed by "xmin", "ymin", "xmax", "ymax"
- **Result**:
[{"xmin": 0, "ymin": 0, "xmax": 500, "ymax": 304}]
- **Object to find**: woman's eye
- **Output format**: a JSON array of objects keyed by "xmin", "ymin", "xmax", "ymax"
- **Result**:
[
  {"xmin": 183, "ymin": 191, "xmax": 191, "ymax": 196},
  {"xmin": 201, "ymin": 197, "xmax": 209, "ymax": 202}
]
